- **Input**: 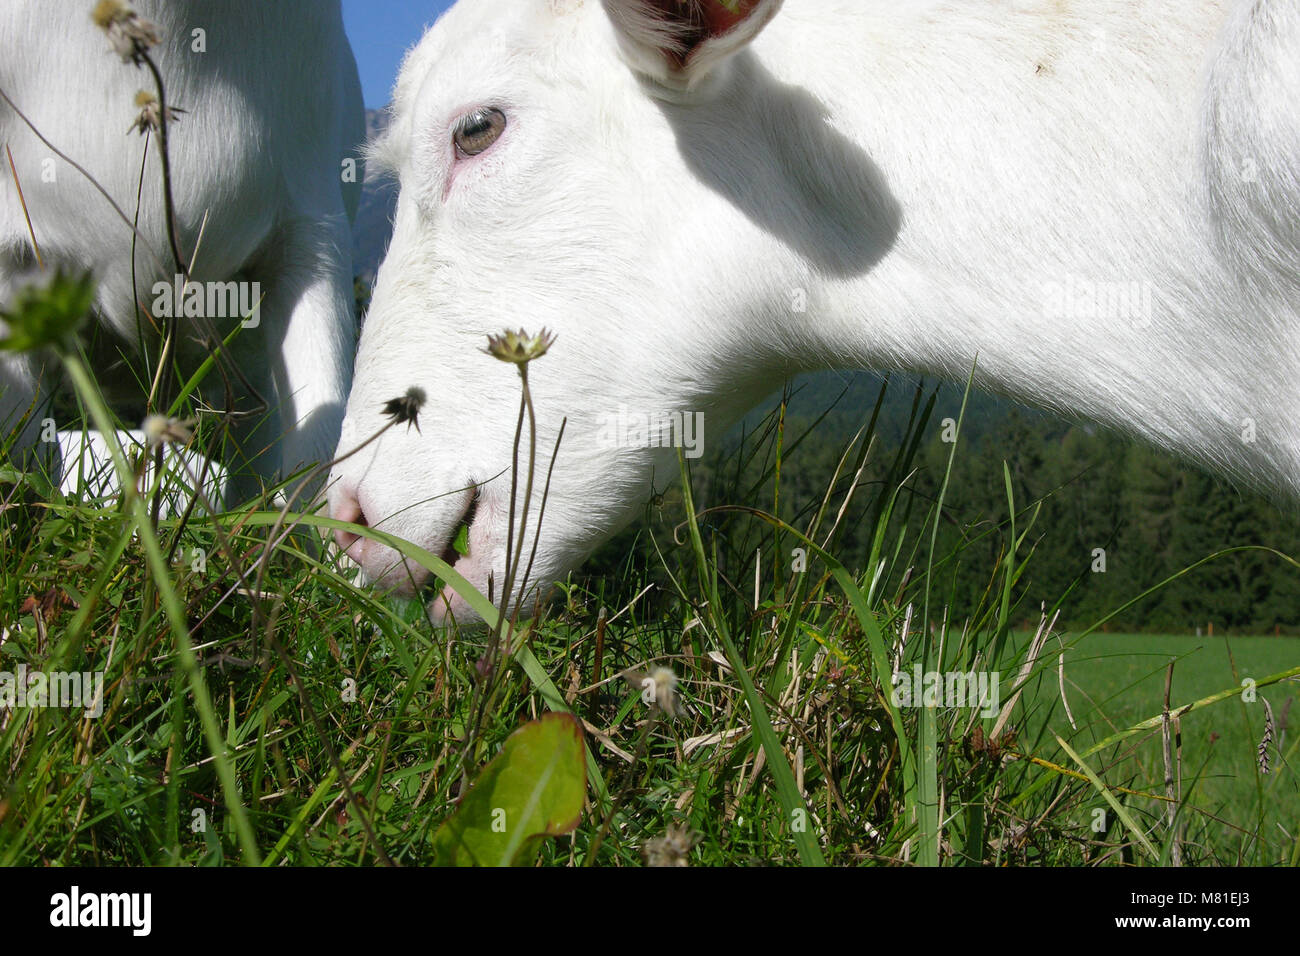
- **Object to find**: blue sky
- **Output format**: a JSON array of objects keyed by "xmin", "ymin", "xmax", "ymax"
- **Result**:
[{"xmin": 342, "ymin": 0, "xmax": 457, "ymax": 109}]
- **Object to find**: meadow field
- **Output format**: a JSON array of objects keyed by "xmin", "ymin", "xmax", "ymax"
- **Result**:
[{"xmin": 1036, "ymin": 632, "xmax": 1296, "ymax": 843}]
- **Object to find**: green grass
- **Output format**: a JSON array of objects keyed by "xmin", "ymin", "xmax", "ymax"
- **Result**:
[{"xmin": 3, "ymin": 355, "xmax": 1297, "ymax": 866}]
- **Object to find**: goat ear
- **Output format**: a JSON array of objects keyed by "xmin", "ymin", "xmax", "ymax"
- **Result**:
[{"xmin": 602, "ymin": 0, "xmax": 783, "ymax": 89}]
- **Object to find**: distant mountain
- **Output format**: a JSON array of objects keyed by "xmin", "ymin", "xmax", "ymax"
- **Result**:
[{"xmin": 351, "ymin": 108, "xmax": 398, "ymax": 281}]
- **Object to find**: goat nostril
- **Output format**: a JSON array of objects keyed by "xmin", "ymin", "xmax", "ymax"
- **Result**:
[{"xmin": 332, "ymin": 493, "xmax": 369, "ymax": 551}]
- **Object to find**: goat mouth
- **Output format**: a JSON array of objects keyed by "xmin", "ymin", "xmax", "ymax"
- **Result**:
[
  {"xmin": 437, "ymin": 484, "xmax": 480, "ymax": 572},
  {"xmin": 423, "ymin": 484, "xmax": 489, "ymax": 623}
]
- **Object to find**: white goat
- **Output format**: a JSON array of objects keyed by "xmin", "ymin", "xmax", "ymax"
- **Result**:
[
  {"xmin": 329, "ymin": 0, "xmax": 1300, "ymax": 622},
  {"xmin": 0, "ymin": 0, "xmax": 364, "ymax": 500}
]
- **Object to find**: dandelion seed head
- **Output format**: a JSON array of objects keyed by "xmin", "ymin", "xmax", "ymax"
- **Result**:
[
  {"xmin": 625, "ymin": 664, "xmax": 680, "ymax": 718},
  {"xmin": 141, "ymin": 414, "xmax": 194, "ymax": 447}
]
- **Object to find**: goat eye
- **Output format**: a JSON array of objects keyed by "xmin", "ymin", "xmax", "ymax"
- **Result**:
[{"xmin": 453, "ymin": 107, "xmax": 506, "ymax": 156}]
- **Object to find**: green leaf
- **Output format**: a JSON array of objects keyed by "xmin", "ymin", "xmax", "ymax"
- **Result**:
[{"xmin": 432, "ymin": 712, "xmax": 586, "ymax": 867}]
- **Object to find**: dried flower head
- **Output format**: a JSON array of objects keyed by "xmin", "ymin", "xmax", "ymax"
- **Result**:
[
  {"xmin": 381, "ymin": 386, "xmax": 427, "ymax": 432},
  {"xmin": 484, "ymin": 328, "xmax": 555, "ymax": 365},
  {"xmin": 93, "ymin": 0, "xmax": 161, "ymax": 64},
  {"xmin": 141, "ymin": 414, "xmax": 194, "ymax": 447},
  {"xmin": 129, "ymin": 90, "xmax": 185, "ymax": 135},
  {"xmin": 642, "ymin": 824, "xmax": 698, "ymax": 867}
]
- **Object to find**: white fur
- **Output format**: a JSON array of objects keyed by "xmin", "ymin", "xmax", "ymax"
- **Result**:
[
  {"xmin": 0, "ymin": 0, "xmax": 364, "ymax": 498},
  {"xmin": 330, "ymin": 0, "xmax": 1300, "ymax": 621}
]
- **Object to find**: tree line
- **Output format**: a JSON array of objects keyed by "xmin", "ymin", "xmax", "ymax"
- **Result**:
[{"xmin": 685, "ymin": 375, "xmax": 1300, "ymax": 636}]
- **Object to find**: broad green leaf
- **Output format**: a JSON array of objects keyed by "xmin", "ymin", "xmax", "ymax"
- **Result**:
[{"xmin": 433, "ymin": 712, "xmax": 586, "ymax": 867}]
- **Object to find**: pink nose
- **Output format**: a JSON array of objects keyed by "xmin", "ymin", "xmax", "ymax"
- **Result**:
[
  {"xmin": 331, "ymin": 486, "xmax": 369, "ymax": 553},
  {"xmin": 328, "ymin": 484, "xmax": 426, "ymax": 596}
]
